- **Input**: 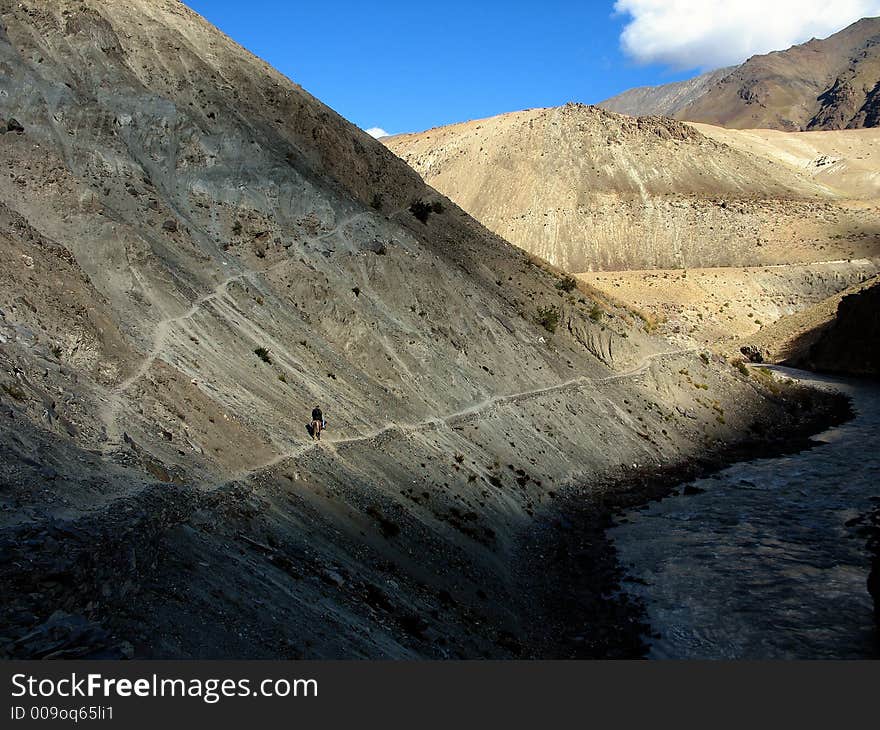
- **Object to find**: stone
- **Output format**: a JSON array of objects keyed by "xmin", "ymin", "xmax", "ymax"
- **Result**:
[{"xmin": 740, "ymin": 345, "xmax": 764, "ymax": 363}]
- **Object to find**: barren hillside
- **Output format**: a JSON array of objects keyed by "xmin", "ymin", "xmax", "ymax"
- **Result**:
[
  {"xmin": 0, "ymin": 0, "xmax": 845, "ymax": 659},
  {"xmin": 790, "ymin": 280, "xmax": 880, "ymax": 375},
  {"xmin": 385, "ymin": 103, "xmax": 880, "ymax": 272},
  {"xmin": 692, "ymin": 123, "xmax": 880, "ymax": 199},
  {"xmin": 738, "ymin": 274, "xmax": 880, "ymax": 366},
  {"xmin": 579, "ymin": 262, "xmax": 879, "ymax": 349},
  {"xmin": 601, "ymin": 67, "xmax": 734, "ymax": 118}
]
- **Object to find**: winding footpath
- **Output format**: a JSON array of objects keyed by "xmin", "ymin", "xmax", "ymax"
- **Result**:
[
  {"xmin": 99, "ymin": 206, "xmax": 695, "ymax": 488},
  {"xmin": 99, "ymin": 210, "xmax": 375, "ymax": 445},
  {"xmin": 234, "ymin": 347, "xmax": 691, "ymax": 482}
]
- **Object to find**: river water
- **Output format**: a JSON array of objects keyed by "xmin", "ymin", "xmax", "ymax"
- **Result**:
[{"xmin": 610, "ymin": 368, "xmax": 880, "ymax": 659}]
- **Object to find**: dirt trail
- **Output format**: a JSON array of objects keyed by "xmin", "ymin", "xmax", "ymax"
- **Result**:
[
  {"xmin": 98, "ymin": 211, "xmax": 377, "ymax": 446},
  {"xmin": 232, "ymin": 348, "xmax": 693, "ymax": 482}
]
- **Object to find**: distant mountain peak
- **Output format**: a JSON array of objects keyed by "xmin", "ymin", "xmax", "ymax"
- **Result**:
[{"xmin": 600, "ymin": 17, "xmax": 880, "ymax": 131}]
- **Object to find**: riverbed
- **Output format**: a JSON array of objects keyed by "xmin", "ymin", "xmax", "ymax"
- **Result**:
[{"xmin": 610, "ymin": 367, "xmax": 880, "ymax": 659}]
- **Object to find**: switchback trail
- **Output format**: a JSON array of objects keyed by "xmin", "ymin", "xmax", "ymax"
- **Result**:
[
  {"xmin": 95, "ymin": 204, "xmax": 696, "ymax": 492},
  {"xmin": 98, "ymin": 210, "xmax": 378, "ymax": 445}
]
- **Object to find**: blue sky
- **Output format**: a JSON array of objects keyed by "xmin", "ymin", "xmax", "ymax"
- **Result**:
[
  {"xmin": 186, "ymin": 0, "xmax": 695, "ymax": 135},
  {"xmin": 185, "ymin": 0, "xmax": 879, "ymax": 136}
]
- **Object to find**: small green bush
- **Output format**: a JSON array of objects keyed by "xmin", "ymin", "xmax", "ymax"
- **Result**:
[
  {"xmin": 555, "ymin": 275, "xmax": 578, "ymax": 293},
  {"xmin": 2, "ymin": 383, "xmax": 26, "ymax": 401},
  {"xmin": 589, "ymin": 303, "xmax": 603, "ymax": 322},
  {"xmin": 409, "ymin": 199, "xmax": 433, "ymax": 223},
  {"xmin": 537, "ymin": 305, "xmax": 560, "ymax": 334},
  {"xmin": 254, "ymin": 347, "xmax": 272, "ymax": 364}
]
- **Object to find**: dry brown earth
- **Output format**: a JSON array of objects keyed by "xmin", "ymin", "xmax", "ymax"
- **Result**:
[{"xmin": 385, "ymin": 104, "xmax": 880, "ymax": 272}]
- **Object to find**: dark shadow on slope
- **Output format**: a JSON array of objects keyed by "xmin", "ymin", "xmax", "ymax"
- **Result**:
[
  {"xmin": 785, "ymin": 282, "xmax": 880, "ymax": 378},
  {"xmin": 518, "ymin": 379, "xmax": 854, "ymax": 659}
]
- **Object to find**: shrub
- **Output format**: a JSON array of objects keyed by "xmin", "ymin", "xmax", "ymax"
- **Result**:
[
  {"xmin": 537, "ymin": 305, "xmax": 560, "ymax": 334},
  {"xmin": 409, "ymin": 199, "xmax": 433, "ymax": 223},
  {"xmin": 370, "ymin": 192, "xmax": 384, "ymax": 211},
  {"xmin": 631, "ymin": 307, "xmax": 661, "ymax": 333},
  {"xmin": 368, "ymin": 239, "xmax": 387, "ymax": 256},
  {"xmin": 232, "ymin": 220, "xmax": 243, "ymax": 236},
  {"xmin": 366, "ymin": 506, "xmax": 400, "ymax": 538},
  {"xmin": 2, "ymin": 383, "xmax": 26, "ymax": 401},
  {"xmin": 254, "ymin": 347, "xmax": 272, "ymax": 364},
  {"xmin": 431, "ymin": 200, "xmax": 444, "ymax": 214},
  {"xmin": 734, "ymin": 359, "xmax": 749, "ymax": 376},
  {"xmin": 588, "ymin": 303, "xmax": 603, "ymax": 322},
  {"xmin": 555, "ymin": 275, "xmax": 578, "ymax": 293}
]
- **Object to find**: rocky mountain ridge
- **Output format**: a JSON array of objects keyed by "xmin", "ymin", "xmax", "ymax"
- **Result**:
[{"xmin": 601, "ymin": 17, "xmax": 880, "ymax": 132}]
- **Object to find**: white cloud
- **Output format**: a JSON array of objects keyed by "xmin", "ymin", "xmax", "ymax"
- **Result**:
[
  {"xmin": 615, "ymin": 0, "xmax": 880, "ymax": 70},
  {"xmin": 365, "ymin": 127, "xmax": 389, "ymax": 139}
]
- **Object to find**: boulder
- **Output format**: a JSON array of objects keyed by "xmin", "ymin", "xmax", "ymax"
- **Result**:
[{"xmin": 740, "ymin": 345, "xmax": 764, "ymax": 363}]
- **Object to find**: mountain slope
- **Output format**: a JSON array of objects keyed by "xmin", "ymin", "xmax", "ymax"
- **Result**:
[
  {"xmin": 384, "ymin": 103, "xmax": 880, "ymax": 272},
  {"xmin": 579, "ymin": 261, "xmax": 879, "ymax": 350},
  {"xmin": 600, "ymin": 17, "xmax": 880, "ymax": 132},
  {"xmin": 600, "ymin": 67, "xmax": 734, "ymax": 118},
  {"xmin": 729, "ymin": 274, "xmax": 880, "ymax": 372},
  {"xmin": 691, "ymin": 123, "xmax": 880, "ymax": 199},
  {"xmin": 0, "ymin": 1, "xmax": 838, "ymax": 659}
]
